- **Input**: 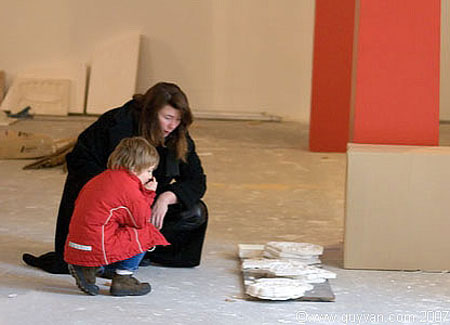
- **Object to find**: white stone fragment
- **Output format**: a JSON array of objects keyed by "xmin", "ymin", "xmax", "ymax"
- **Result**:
[
  {"xmin": 265, "ymin": 241, "xmax": 324, "ymax": 257},
  {"xmin": 242, "ymin": 258, "xmax": 288, "ymax": 270},
  {"xmin": 242, "ymin": 258, "xmax": 336, "ymax": 280},
  {"xmin": 263, "ymin": 247, "xmax": 321, "ymax": 264},
  {"xmin": 269, "ymin": 261, "xmax": 333, "ymax": 278},
  {"xmin": 246, "ymin": 278, "xmax": 313, "ymax": 300},
  {"xmin": 238, "ymin": 244, "xmax": 265, "ymax": 259}
]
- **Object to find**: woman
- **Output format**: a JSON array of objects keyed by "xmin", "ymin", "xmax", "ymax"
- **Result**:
[{"xmin": 23, "ymin": 82, "xmax": 208, "ymax": 274}]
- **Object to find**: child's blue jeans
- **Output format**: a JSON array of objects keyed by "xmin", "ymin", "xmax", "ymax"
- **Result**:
[{"xmin": 101, "ymin": 252, "xmax": 145, "ymax": 274}]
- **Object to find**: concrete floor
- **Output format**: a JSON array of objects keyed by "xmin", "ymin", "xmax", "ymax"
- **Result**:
[{"xmin": 0, "ymin": 117, "xmax": 450, "ymax": 325}]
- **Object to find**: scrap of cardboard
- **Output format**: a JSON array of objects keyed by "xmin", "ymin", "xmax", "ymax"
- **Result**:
[{"xmin": 0, "ymin": 130, "xmax": 55, "ymax": 159}]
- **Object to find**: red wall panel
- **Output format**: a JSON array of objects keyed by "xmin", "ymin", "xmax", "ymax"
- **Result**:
[{"xmin": 352, "ymin": 0, "xmax": 440, "ymax": 145}]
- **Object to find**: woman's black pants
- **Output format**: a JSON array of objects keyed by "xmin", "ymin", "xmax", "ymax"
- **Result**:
[{"xmin": 143, "ymin": 201, "xmax": 208, "ymax": 267}]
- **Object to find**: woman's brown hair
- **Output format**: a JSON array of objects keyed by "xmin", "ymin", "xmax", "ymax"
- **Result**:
[{"xmin": 133, "ymin": 82, "xmax": 193, "ymax": 161}]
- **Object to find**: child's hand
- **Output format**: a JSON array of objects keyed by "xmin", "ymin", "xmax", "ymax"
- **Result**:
[{"xmin": 145, "ymin": 178, "xmax": 158, "ymax": 191}]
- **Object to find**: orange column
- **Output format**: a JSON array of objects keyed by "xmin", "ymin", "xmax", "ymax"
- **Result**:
[
  {"xmin": 309, "ymin": 0, "xmax": 357, "ymax": 152},
  {"xmin": 309, "ymin": 0, "xmax": 441, "ymax": 151},
  {"xmin": 352, "ymin": 0, "xmax": 440, "ymax": 145}
]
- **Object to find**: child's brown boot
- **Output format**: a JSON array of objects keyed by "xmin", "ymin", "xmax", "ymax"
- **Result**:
[
  {"xmin": 68, "ymin": 264, "xmax": 99, "ymax": 295},
  {"xmin": 110, "ymin": 274, "xmax": 151, "ymax": 296}
]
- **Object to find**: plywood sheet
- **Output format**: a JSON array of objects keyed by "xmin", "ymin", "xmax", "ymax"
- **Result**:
[{"xmin": 86, "ymin": 33, "xmax": 140, "ymax": 115}]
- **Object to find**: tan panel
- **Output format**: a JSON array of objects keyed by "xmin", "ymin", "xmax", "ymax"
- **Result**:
[
  {"xmin": 86, "ymin": 33, "xmax": 140, "ymax": 115},
  {"xmin": 344, "ymin": 144, "xmax": 450, "ymax": 271}
]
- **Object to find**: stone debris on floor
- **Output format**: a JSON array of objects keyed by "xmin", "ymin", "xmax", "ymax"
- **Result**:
[{"xmin": 239, "ymin": 241, "xmax": 336, "ymax": 301}]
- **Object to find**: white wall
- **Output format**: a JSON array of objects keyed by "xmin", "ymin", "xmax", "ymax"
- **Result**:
[
  {"xmin": 0, "ymin": 0, "xmax": 72, "ymax": 81},
  {"xmin": 0, "ymin": 0, "xmax": 315, "ymax": 122}
]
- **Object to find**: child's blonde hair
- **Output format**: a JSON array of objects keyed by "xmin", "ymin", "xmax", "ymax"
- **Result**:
[{"xmin": 107, "ymin": 137, "xmax": 159, "ymax": 173}]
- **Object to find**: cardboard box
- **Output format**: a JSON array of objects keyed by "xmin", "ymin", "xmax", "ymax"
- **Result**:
[{"xmin": 344, "ymin": 143, "xmax": 450, "ymax": 271}]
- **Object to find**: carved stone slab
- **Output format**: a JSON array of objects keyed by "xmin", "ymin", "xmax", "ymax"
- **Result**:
[
  {"xmin": 264, "ymin": 248, "xmax": 321, "ymax": 264},
  {"xmin": 243, "ymin": 258, "xmax": 336, "ymax": 279},
  {"xmin": 1, "ymin": 78, "xmax": 70, "ymax": 116},
  {"xmin": 265, "ymin": 241, "xmax": 324, "ymax": 257}
]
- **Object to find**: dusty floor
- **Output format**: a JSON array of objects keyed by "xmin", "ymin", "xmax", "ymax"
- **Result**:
[{"xmin": 0, "ymin": 116, "xmax": 449, "ymax": 325}]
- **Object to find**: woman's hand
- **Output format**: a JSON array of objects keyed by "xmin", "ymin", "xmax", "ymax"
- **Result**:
[{"xmin": 151, "ymin": 191, "xmax": 178, "ymax": 229}]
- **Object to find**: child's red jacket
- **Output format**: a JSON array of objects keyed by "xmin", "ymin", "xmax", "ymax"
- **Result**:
[{"xmin": 64, "ymin": 169, "xmax": 169, "ymax": 267}]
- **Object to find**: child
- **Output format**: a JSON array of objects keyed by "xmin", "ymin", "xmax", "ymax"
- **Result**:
[{"xmin": 64, "ymin": 137, "xmax": 170, "ymax": 296}]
